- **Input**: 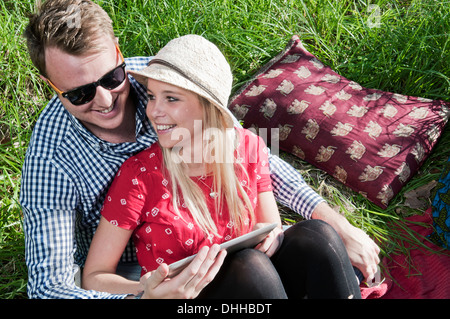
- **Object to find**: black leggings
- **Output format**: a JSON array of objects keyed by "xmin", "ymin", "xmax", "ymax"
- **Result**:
[{"xmin": 198, "ymin": 220, "xmax": 361, "ymax": 299}]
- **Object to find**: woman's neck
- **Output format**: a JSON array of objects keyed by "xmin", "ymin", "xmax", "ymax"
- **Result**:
[
  {"xmin": 177, "ymin": 132, "xmax": 208, "ymax": 176},
  {"xmin": 185, "ymin": 162, "xmax": 207, "ymax": 177}
]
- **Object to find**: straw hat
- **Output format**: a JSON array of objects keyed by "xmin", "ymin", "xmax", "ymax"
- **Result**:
[{"xmin": 129, "ymin": 34, "xmax": 235, "ymax": 128}]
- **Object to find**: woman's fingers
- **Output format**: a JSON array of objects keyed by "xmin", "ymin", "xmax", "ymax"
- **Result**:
[
  {"xmin": 174, "ymin": 244, "xmax": 225, "ymax": 298},
  {"xmin": 141, "ymin": 245, "xmax": 225, "ymax": 299},
  {"xmin": 255, "ymin": 228, "xmax": 284, "ymax": 257}
]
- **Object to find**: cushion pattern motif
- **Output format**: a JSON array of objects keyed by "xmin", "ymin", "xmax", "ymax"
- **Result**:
[{"xmin": 229, "ymin": 35, "xmax": 449, "ymax": 208}]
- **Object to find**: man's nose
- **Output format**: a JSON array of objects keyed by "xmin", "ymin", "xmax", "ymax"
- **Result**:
[{"xmin": 94, "ymin": 86, "xmax": 113, "ymax": 107}]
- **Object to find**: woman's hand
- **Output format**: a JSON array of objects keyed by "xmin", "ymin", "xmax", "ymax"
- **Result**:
[
  {"xmin": 139, "ymin": 244, "xmax": 226, "ymax": 299},
  {"xmin": 253, "ymin": 223, "xmax": 284, "ymax": 257},
  {"xmin": 253, "ymin": 191, "xmax": 284, "ymax": 257}
]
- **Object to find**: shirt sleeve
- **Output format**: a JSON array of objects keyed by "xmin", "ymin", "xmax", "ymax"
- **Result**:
[
  {"xmin": 20, "ymin": 154, "xmax": 126, "ymax": 299},
  {"xmin": 267, "ymin": 152, "xmax": 325, "ymax": 220}
]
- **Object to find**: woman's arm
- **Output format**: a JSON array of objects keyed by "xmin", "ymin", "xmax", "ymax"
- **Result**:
[
  {"xmin": 83, "ymin": 217, "xmax": 228, "ymax": 298},
  {"xmin": 82, "ymin": 216, "xmax": 142, "ymax": 295},
  {"xmin": 255, "ymin": 191, "xmax": 282, "ymax": 227},
  {"xmin": 253, "ymin": 191, "xmax": 284, "ymax": 257}
]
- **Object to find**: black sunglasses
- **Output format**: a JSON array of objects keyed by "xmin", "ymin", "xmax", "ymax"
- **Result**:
[{"xmin": 48, "ymin": 62, "xmax": 127, "ymax": 106}]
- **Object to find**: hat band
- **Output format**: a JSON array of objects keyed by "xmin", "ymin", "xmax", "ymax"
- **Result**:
[{"xmin": 147, "ymin": 59, "xmax": 223, "ymax": 107}]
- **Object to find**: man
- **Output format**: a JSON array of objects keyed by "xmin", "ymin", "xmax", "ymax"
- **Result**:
[{"xmin": 20, "ymin": 0, "xmax": 379, "ymax": 298}]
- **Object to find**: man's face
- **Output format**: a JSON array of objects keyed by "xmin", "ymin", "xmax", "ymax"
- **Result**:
[{"xmin": 43, "ymin": 37, "xmax": 133, "ymax": 142}]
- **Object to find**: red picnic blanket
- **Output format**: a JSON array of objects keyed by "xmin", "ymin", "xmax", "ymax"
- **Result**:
[{"xmin": 360, "ymin": 208, "xmax": 450, "ymax": 299}]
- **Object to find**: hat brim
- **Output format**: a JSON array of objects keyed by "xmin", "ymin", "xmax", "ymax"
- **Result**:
[{"xmin": 128, "ymin": 64, "xmax": 236, "ymax": 128}]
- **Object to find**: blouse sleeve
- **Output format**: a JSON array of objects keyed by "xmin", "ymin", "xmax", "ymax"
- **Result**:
[
  {"xmin": 255, "ymin": 134, "xmax": 273, "ymax": 193},
  {"xmin": 101, "ymin": 157, "xmax": 150, "ymax": 230},
  {"xmin": 239, "ymin": 128, "xmax": 273, "ymax": 193}
]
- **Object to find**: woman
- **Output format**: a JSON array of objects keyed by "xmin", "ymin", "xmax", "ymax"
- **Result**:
[{"xmin": 82, "ymin": 35, "xmax": 361, "ymax": 299}]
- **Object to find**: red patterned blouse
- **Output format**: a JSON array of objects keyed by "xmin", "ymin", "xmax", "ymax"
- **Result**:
[{"xmin": 101, "ymin": 127, "xmax": 272, "ymax": 275}]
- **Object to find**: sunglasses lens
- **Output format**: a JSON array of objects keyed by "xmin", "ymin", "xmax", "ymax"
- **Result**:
[
  {"xmin": 100, "ymin": 64, "xmax": 126, "ymax": 90},
  {"xmin": 65, "ymin": 85, "xmax": 96, "ymax": 106}
]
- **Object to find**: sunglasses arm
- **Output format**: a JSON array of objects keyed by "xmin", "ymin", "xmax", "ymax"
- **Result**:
[{"xmin": 45, "ymin": 77, "xmax": 64, "ymax": 95}]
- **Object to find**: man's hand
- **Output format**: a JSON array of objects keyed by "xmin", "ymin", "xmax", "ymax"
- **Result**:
[{"xmin": 311, "ymin": 202, "xmax": 380, "ymax": 281}]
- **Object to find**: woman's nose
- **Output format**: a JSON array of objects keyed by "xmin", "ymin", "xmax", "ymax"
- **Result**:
[{"xmin": 147, "ymin": 98, "xmax": 165, "ymax": 119}]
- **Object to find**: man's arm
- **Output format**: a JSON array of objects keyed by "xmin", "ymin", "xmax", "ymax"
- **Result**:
[
  {"xmin": 268, "ymin": 152, "xmax": 324, "ymax": 220},
  {"xmin": 268, "ymin": 153, "xmax": 380, "ymax": 281},
  {"xmin": 20, "ymin": 155, "xmax": 125, "ymax": 299}
]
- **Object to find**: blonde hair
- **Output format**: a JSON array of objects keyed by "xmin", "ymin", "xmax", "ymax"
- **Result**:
[
  {"xmin": 23, "ymin": 0, "xmax": 116, "ymax": 77},
  {"xmin": 162, "ymin": 97, "xmax": 254, "ymax": 237}
]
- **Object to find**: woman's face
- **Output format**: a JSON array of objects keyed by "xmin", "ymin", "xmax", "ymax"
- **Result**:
[{"xmin": 146, "ymin": 79, "xmax": 204, "ymax": 157}]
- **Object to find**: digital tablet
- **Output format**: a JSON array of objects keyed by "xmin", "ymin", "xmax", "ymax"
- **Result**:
[{"xmin": 168, "ymin": 223, "xmax": 278, "ymax": 278}]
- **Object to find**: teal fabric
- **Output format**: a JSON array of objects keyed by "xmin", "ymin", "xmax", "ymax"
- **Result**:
[{"xmin": 430, "ymin": 155, "xmax": 450, "ymax": 249}]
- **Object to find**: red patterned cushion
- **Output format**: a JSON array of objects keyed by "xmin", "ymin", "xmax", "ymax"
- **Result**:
[{"xmin": 229, "ymin": 35, "xmax": 450, "ymax": 208}]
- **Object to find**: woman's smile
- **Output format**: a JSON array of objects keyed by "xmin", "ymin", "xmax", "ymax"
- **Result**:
[{"xmin": 146, "ymin": 79, "xmax": 204, "ymax": 150}]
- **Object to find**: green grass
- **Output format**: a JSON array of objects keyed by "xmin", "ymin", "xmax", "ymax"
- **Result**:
[{"xmin": 1, "ymin": 0, "xmax": 449, "ymax": 298}]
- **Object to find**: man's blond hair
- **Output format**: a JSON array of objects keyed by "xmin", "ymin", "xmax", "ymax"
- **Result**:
[{"xmin": 24, "ymin": 0, "xmax": 116, "ymax": 77}]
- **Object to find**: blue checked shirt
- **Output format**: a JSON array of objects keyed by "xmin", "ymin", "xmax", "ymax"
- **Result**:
[{"xmin": 20, "ymin": 56, "xmax": 324, "ymax": 299}]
